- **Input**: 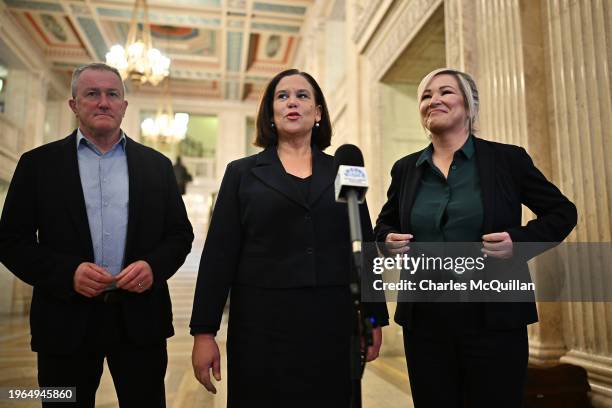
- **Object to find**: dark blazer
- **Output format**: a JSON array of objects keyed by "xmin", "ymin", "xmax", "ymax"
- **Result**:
[
  {"xmin": 375, "ymin": 136, "xmax": 577, "ymax": 329},
  {"xmin": 0, "ymin": 131, "xmax": 194, "ymax": 353},
  {"xmin": 190, "ymin": 146, "xmax": 389, "ymax": 334}
]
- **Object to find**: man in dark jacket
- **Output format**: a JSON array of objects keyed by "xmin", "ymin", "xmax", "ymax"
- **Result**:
[{"xmin": 0, "ymin": 63, "xmax": 194, "ymax": 407}]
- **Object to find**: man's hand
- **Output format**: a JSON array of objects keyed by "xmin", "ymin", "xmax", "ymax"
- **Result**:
[
  {"xmin": 192, "ymin": 334, "xmax": 222, "ymax": 394},
  {"xmin": 482, "ymin": 232, "xmax": 514, "ymax": 259},
  {"xmin": 73, "ymin": 262, "xmax": 114, "ymax": 297},
  {"xmin": 366, "ymin": 327, "xmax": 383, "ymax": 362},
  {"xmin": 116, "ymin": 260, "xmax": 153, "ymax": 293},
  {"xmin": 385, "ymin": 233, "xmax": 413, "ymax": 255}
]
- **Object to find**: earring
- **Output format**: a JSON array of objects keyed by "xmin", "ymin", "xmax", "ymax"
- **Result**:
[
  {"xmin": 315, "ymin": 122, "xmax": 320, "ymax": 128},
  {"xmin": 270, "ymin": 122, "xmax": 275, "ymax": 128}
]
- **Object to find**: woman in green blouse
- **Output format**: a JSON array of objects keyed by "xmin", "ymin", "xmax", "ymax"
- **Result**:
[{"xmin": 375, "ymin": 68, "xmax": 576, "ymax": 407}]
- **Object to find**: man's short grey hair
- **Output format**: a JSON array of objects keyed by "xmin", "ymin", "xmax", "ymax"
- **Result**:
[
  {"xmin": 416, "ymin": 67, "xmax": 479, "ymax": 135},
  {"xmin": 71, "ymin": 63, "xmax": 125, "ymax": 98}
]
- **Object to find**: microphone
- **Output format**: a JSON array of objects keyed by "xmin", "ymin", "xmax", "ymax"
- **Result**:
[
  {"xmin": 333, "ymin": 144, "xmax": 368, "ymax": 253},
  {"xmin": 334, "ymin": 144, "xmax": 374, "ymax": 399},
  {"xmin": 334, "ymin": 144, "xmax": 369, "ymax": 204}
]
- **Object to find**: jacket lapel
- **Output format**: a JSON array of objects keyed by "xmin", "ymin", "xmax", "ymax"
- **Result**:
[
  {"xmin": 474, "ymin": 137, "xmax": 495, "ymax": 234},
  {"xmin": 251, "ymin": 147, "xmax": 309, "ymax": 210},
  {"xmin": 308, "ymin": 148, "xmax": 334, "ymax": 207},
  {"xmin": 124, "ymin": 136, "xmax": 142, "ymax": 259},
  {"xmin": 60, "ymin": 131, "xmax": 94, "ymax": 259},
  {"xmin": 400, "ymin": 154, "xmax": 424, "ymax": 233}
]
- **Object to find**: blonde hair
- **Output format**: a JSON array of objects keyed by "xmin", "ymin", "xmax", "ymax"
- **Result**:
[{"xmin": 416, "ymin": 68, "xmax": 479, "ymax": 135}]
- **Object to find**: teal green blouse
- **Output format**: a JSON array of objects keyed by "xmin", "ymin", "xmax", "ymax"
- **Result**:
[{"xmin": 410, "ymin": 135, "xmax": 484, "ymax": 242}]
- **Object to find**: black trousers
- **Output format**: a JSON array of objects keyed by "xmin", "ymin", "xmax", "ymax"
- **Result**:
[
  {"xmin": 403, "ymin": 304, "xmax": 529, "ymax": 408},
  {"xmin": 37, "ymin": 300, "xmax": 167, "ymax": 408}
]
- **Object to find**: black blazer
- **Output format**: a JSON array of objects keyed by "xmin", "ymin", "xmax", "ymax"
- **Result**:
[
  {"xmin": 375, "ymin": 136, "xmax": 577, "ymax": 329},
  {"xmin": 0, "ymin": 131, "xmax": 194, "ymax": 353},
  {"xmin": 190, "ymin": 147, "xmax": 389, "ymax": 334}
]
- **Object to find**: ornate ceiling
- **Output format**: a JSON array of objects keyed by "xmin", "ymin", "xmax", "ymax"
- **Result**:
[{"xmin": 3, "ymin": 0, "xmax": 313, "ymax": 100}]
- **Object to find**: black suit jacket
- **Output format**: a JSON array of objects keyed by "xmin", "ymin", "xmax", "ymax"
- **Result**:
[
  {"xmin": 375, "ymin": 136, "xmax": 577, "ymax": 329},
  {"xmin": 0, "ymin": 131, "xmax": 194, "ymax": 353},
  {"xmin": 190, "ymin": 146, "xmax": 389, "ymax": 334}
]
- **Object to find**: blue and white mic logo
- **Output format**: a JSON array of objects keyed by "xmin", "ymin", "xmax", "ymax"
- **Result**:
[
  {"xmin": 344, "ymin": 167, "xmax": 366, "ymax": 179},
  {"xmin": 335, "ymin": 165, "xmax": 368, "ymax": 202}
]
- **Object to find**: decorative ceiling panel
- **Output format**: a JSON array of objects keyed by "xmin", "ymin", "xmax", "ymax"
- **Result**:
[
  {"xmin": 136, "ymin": 77, "xmax": 221, "ymax": 97},
  {"xmin": 251, "ymin": 21, "xmax": 300, "ymax": 33},
  {"xmin": 251, "ymin": 33, "xmax": 293, "ymax": 64},
  {"xmin": 226, "ymin": 31, "xmax": 243, "ymax": 72},
  {"xmin": 243, "ymin": 80, "xmax": 266, "ymax": 101},
  {"xmin": 252, "ymin": 2, "xmax": 306, "ymax": 15},
  {"xmin": 4, "ymin": 0, "xmax": 64, "ymax": 12},
  {"xmin": 4, "ymin": 0, "xmax": 314, "ymax": 100},
  {"xmin": 10, "ymin": 10, "xmax": 91, "ymax": 61},
  {"xmin": 20, "ymin": 12, "xmax": 81, "ymax": 47},
  {"xmin": 106, "ymin": 22, "xmax": 220, "ymax": 58},
  {"xmin": 95, "ymin": 7, "xmax": 222, "ymax": 27},
  {"xmin": 76, "ymin": 16, "xmax": 109, "ymax": 60}
]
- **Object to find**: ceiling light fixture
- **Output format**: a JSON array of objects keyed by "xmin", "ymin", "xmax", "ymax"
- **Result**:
[
  {"xmin": 105, "ymin": 0, "xmax": 170, "ymax": 86},
  {"xmin": 140, "ymin": 77, "xmax": 188, "ymax": 141}
]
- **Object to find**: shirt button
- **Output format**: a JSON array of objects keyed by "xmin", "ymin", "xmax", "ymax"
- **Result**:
[
  {"xmin": 103, "ymin": 202, "xmax": 108, "ymax": 207},
  {"xmin": 104, "ymin": 232, "xmax": 110, "ymax": 236},
  {"xmin": 451, "ymin": 165, "xmax": 457, "ymax": 170},
  {"xmin": 306, "ymin": 247, "xmax": 314, "ymax": 254},
  {"xmin": 305, "ymin": 214, "xmax": 311, "ymax": 221}
]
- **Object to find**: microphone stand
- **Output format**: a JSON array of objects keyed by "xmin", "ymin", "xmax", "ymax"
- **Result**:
[{"xmin": 345, "ymin": 189, "xmax": 373, "ymax": 408}]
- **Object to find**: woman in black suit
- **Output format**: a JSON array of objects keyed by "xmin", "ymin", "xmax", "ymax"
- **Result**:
[
  {"xmin": 190, "ymin": 69, "xmax": 388, "ymax": 406},
  {"xmin": 375, "ymin": 68, "xmax": 577, "ymax": 407}
]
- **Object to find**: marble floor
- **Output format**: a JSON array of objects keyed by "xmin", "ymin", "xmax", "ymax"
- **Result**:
[{"xmin": 0, "ymin": 192, "xmax": 413, "ymax": 407}]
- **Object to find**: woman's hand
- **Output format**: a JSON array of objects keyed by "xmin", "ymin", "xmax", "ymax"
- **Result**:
[
  {"xmin": 385, "ymin": 233, "xmax": 413, "ymax": 255},
  {"xmin": 192, "ymin": 334, "xmax": 221, "ymax": 394},
  {"xmin": 366, "ymin": 327, "xmax": 383, "ymax": 362},
  {"xmin": 482, "ymin": 232, "xmax": 513, "ymax": 259}
]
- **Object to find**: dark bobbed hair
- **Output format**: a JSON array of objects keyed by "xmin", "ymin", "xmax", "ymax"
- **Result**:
[{"xmin": 254, "ymin": 69, "xmax": 332, "ymax": 150}]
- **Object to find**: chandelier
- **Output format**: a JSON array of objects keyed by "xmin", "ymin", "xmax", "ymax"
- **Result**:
[
  {"xmin": 140, "ymin": 78, "xmax": 189, "ymax": 141},
  {"xmin": 105, "ymin": 0, "xmax": 170, "ymax": 85}
]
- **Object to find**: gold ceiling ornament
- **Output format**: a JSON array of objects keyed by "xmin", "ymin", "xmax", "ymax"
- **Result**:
[
  {"xmin": 105, "ymin": 0, "xmax": 170, "ymax": 86},
  {"xmin": 140, "ymin": 77, "xmax": 189, "ymax": 141}
]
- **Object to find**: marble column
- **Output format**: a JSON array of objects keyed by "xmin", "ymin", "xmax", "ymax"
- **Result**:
[
  {"xmin": 1, "ymin": 68, "xmax": 48, "ymax": 316},
  {"xmin": 122, "ymin": 101, "xmax": 142, "ymax": 142},
  {"xmin": 4, "ymin": 69, "xmax": 48, "ymax": 153},
  {"xmin": 324, "ymin": 20, "xmax": 346, "ymax": 95},
  {"xmin": 43, "ymin": 96, "xmax": 75, "ymax": 143},
  {"xmin": 542, "ymin": 0, "xmax": 612, "ymax": 405},
  {"xmin": 215, "ymin": 111, "xmax": 247, "ymax": 182},
  {"xmin": 469, "ymin": 0, "xmax": 612, "ymax": 404},
  {"xmin": 471, "ymin": 0, "xmax": 573, "ymax": 368},
  {"xmin": 444, "ymin": 0, "xmax": 477, "ymax": 74},
  {"xmin": 474, "ymin": 0, "xmax": 529, "ymax": 146},
  {"xmin": 58, "ymin": 99, "xmax": 76, "ymax": 137},
  {"xmin": 0, "ymin": 70, "xmax": 22, "ymax": 316}
]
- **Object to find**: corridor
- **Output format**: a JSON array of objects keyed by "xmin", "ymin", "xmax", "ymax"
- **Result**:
[{"xmin": 0, "ymin": 192, "xmax": 412, "ymax": 407}]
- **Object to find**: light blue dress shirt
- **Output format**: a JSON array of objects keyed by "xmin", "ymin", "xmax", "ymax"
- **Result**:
[{"xmin": 76, "ymin": 129, "xmax": 129, "ymax": 279}]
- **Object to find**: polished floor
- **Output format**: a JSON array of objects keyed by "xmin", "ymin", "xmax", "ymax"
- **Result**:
[{"xmin": 0, "ymin": 193, "xmax": 412, "ymax": 407}]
